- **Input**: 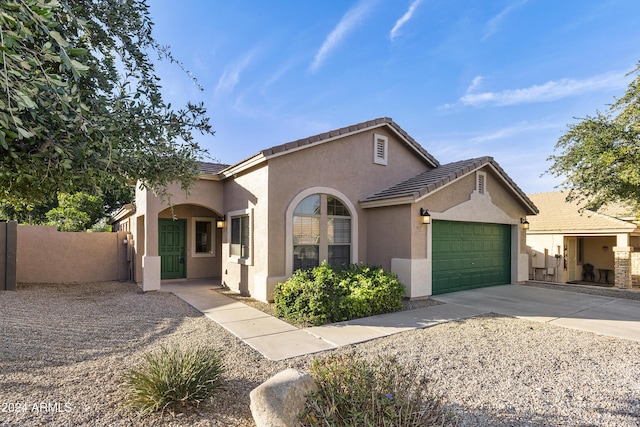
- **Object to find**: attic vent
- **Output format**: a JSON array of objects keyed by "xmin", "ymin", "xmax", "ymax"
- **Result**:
[
  {"xmin": 373, "ymin": 134, "xmax": 388, "ymax": 165},
  {"xmin": 477, "ymin": 171, "xmax": 487, "ymax": 195}
]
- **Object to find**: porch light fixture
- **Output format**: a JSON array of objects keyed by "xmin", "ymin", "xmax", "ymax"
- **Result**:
[
  {"xmin": 520, "ymin": 218, "xmax": 530, "ymax": 230},
  {"xmin": 419, "ymin": 208, "xmax": 431, "ymax": 225},
  {"xmin": 216, "ymin": 216, "xmax": 226, "ymax": 229}
]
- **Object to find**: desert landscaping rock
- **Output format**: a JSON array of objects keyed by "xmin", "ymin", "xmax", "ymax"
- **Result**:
[
  {"xmin": 1, "ymin": 281, "xmax": 640, "ymax": 426},
  {"xmin": 249, "ymin": 368, "xmax": 317, "ymax": 427}
]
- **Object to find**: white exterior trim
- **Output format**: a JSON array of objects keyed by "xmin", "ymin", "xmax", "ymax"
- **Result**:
[
  {"xmin": 227, "ymin": 208, "xmax": 254, "ymax": 266},
  {"xmin": 191, "ymin": 217, "xmax": 217, "ymax": 258}
]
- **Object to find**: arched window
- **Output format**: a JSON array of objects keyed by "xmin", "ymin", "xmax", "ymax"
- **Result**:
[{"xmin": 292, "ymin": 194, "xmax": 351, "ymax": 270}]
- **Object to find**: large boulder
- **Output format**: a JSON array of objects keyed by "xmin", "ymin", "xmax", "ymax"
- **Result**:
[{"xmin": 250, "ymin": 368, "xmax": 318, "ymax": 427}]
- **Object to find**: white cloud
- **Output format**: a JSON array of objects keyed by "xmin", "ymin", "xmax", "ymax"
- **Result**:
[
  {"xmin": 215, "ymin": 50, "xmax": 256, "ymax": 97},
  {"xmin": 390, "ymin": 0, "xmax": 422, "ymax": 41},
  {"xmin": 309, "ymin": 1, "xmax": 374, "ymax": 73},
  {"xmin": 468, "ymin": 121, "xmax": 560, "ymax": 144},
  {"xmin": 466, "ymin": 76, "xmax": 483, "ymax": 93},
  {"xmin": 454, "ymin": 71, "xmax": 630, "ymax": 108},
  {"xmin": 483, "ymin": 0, "xmax": 528, "ymax": 41}
]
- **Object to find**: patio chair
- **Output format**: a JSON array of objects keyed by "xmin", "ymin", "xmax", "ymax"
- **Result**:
[{"xmin": 582, "ymin": 263, "xmax": 595, "ymax": 281}]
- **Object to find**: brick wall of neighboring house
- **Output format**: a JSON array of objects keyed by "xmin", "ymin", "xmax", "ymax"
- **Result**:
[
  {"xmin": 632, "ymin": 251, "xmax": 640, "ymax": 288},
  {"xmin": 613, "ymin": 247, "xmax": 640, "ymax": 289},
  {"xmin": 16, "ymin": 225, "xmax": 132, "ymax": 284}
]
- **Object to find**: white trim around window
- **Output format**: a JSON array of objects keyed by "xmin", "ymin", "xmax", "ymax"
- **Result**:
[
  {"xmin": 285, "ymin": 187, "xmax": 358, "ymax": 276},
  {"xmin": 191, "ymin": 217, "xmax": 216, "ymax": 257},
  {"xmin": 227, "ymin": 208, "xmax": 253, "ymax": 265}
]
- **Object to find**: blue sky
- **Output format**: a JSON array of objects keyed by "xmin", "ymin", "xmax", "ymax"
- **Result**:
[{"xmin": 149, "ymin": 1, "xmax": 640, "ymax": 194}]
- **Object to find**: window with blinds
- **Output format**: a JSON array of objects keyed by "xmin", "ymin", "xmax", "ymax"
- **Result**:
[{"xmin": 292, "ymin": 194, "xmax": 351, "ymax": 270}]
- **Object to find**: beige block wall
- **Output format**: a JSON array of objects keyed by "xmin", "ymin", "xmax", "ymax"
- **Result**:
[{"xmin": 17, "ymin": 225, "xmax": 130, "ymax": 283}]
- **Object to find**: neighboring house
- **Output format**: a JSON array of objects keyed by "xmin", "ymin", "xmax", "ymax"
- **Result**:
[
  {"xmin": 111, "ymin": 117, "xmax": 538, "ymax": 301},
  {"xmin": 526, "ymin": 191, "xmax": 640, "ymax": 288}
]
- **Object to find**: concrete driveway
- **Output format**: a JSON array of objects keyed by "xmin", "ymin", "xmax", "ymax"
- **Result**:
[{"xmin": 432, "ymin": 284, "xmax": 640, "ymax": 342}]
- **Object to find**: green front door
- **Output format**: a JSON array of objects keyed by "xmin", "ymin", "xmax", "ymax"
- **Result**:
[
  {"xmin": 159, "ymin": 219, "xmax": 186, "ymax": 279},
  {"xmin": 432, "ymin": 220, "xmax": 511, "ymax": 295}
]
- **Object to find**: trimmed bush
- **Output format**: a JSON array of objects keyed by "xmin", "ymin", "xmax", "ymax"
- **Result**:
[
  {"xmin": 124, "ymin": 345, "xmax": 225, "ymax": 414},
  {"xmin": 299, "ymin": 352, "xmax": 456, "ymax": 426},
  {"xmin": 274, "ymin": 263, "xmax": 405, "ymax": 326}
]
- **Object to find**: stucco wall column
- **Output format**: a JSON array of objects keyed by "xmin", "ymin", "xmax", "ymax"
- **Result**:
[{"xmin": 142, "ymin": 189, "xmax": 161, "ymax": 292}]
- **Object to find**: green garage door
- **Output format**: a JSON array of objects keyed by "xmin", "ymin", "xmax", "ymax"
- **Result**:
[{"xmin": 432, "ymin": 220, "xmax": 511, "ymax": 295}]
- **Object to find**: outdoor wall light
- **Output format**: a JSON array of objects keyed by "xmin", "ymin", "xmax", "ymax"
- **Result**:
[
  {"xmin": 602, "ymin": 245, "xmax": 609, "ymax": 252},
  {"xmin": 520, "ymin": 218, "xmax": 530, "ymax": 230},
  {"xmin": 419, "ymin": 207, "xmax": 431, "ymax": 224},
  {"xmin": 216, "ymin": 216, "xmax": 226, "ymax": 229}
]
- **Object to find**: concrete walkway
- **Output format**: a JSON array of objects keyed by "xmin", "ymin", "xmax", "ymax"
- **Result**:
[
  {"xmin": 160, "ymin": 280, "xmax": 485, "ymax": 361},
  {"xmin": 161, "ymin": 280, "xmax": 640, "ymax": 361}
]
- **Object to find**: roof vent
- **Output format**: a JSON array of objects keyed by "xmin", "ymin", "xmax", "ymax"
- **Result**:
[{"xmin": 373, "ymin": 134, "xmax": 388, "ymax": 165}]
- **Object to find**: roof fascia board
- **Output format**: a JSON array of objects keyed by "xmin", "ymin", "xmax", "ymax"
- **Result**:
[
  {"xmin": 527, "ymin": 228, "xmax": 636, "ymax": 235},
  {"xmin": 484, "ymin": 163, "xmax": 538, "ymax": 214},
  {"xmin": 264, "ymin": 123, "xmax": 389, "ymax": 161},
  {"xmin": 360, "ymin": 195, "xmax": 416, "ymax": 209},
  {"xmin": 262, "ymin": 122, "xmax": 437, "ymax": 167},
  {"xmin": 385, "ymin": 125, "xmax": 439, "ymax": 168},
  {"xmin": 412, "ymin": 162, "xmax": 537, "ymax": 214},
  {"xmin": 198, "ymin": 173, "xmax": 222, "ymax": 181},
  {"xmin": 220, "ymin": 153, "xmax": 267, "ymax": 178}
]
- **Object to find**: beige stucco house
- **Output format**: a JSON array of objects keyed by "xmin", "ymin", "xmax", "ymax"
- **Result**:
[
  {"xmin": 526, "ymin": 191, "xmax": 640, "ymax": 288},
  {"xmin": 112, "ymin": 117, "xmax": 538, "ymax": 301}
]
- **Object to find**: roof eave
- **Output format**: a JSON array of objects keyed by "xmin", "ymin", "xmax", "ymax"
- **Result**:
[
  {"xmin": 360, "ymin": 195, "xmax": 417, "ymax": 209},
  {"xmin": 262, "ymin": 120, "xmax": 439, "ymax": 168},
  {"xmin": 220, "ymin": 153, "xmax": 267, "ymax": 178},
  {"xmin": 527, "ymin": 227, "xmax": 638, "ymax": 234}
]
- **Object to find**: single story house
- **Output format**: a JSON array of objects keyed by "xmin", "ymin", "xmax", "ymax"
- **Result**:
[
  {"xmin": 525, "ymin": 191, "xmax": 640, "ymax": 288},
  {"xmin": 112, "ymin": 117, "xmax": 538, "ymax": 301}
]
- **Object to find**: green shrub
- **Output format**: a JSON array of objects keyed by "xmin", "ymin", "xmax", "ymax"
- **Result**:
[
  {"xmin": 341, "ymin": 264, "xmax": 405, "ymax": 318},
  {"xmin": 274, "ymin": 263, "xmax": 405, "ymax": 326},
  {"xmin": 299, "ymin": 352, "xmax": 456, "ymax": 426},
  {"xmin": 274, "ymin": 263, "xmax": 348, "ymax": 326},
  {"xmin": 124, "ymin": 346, "xmax": 225, "ymax": 414}
]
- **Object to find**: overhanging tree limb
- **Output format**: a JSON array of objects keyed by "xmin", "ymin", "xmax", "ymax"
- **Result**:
[
  {"xmin": 0, "ymin": 0, "xmax": 213, "ymax": 207},
  {"xmin": 547, "ymin": 63, "xmax": 640, "ymax": 214}
]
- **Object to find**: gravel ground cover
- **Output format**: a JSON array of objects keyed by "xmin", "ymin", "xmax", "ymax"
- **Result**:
[{"xmin": 1, "ymin": 281, "xmax": 640, "ymax": 426}]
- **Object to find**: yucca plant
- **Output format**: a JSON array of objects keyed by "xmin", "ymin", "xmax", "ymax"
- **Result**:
[
  {"xmin": 124, "ymin": 345, "xmax": 225, "ymax": 414},
  {"xmin": 299, "ymin": 352, "xmax": 457, "ymax": 426}
]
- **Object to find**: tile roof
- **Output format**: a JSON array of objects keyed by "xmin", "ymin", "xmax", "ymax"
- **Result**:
[
  {"xmin": 197, "ymin": 161, "xmax": 230, "ymax": 175},
  {"xmin": 526, "ymin": 191, "xmax": 637, "ymax": 232},
  {"xmin": 259, "ymin": 117, "xmax": 440, "ymax": 167},
  {"xmin": 361, "ymin": 156, "xmax": 538, "ymax": 214}
]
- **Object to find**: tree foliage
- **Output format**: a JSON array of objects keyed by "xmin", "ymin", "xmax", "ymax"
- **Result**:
[
  {"xmin": 45, "ymin": 192, "xmax": 103, "ymax": 231},
  {"xmin": 0, "ymin": 0, "xmax": 212, "ymax": 208},
  {"xmin": 547, "ymin": 64, "xmax": 640, "ymax": 213}
]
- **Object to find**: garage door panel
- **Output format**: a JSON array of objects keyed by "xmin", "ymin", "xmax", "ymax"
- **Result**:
[{"xmin": 432, "ymin": 220, "xmax": 511, "ymax": 295}]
